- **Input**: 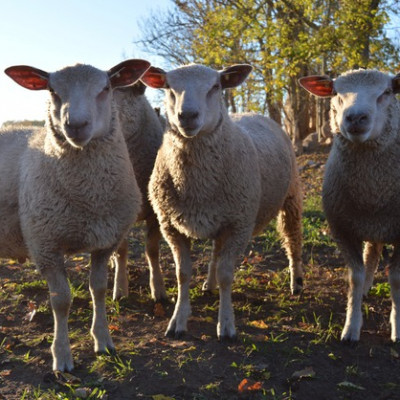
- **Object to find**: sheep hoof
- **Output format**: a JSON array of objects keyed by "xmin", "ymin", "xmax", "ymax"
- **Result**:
[
  {"xmin": 165, "ymin": 329, "xmax": 186, "ymax": 339},
  {"xmin": 340, "ymin": 338, "xmax": 358, "ymax": 348},
  {"xmin": 154, "ymin": 296, "xmax": 170, "ymax": 305},
  {"xmin": 96, "ymin": 347, "xmax": 117, "ymax": 356},
  {"xmin": 218, "ymin": 334, "xmax": 238, "ymax": 343}
]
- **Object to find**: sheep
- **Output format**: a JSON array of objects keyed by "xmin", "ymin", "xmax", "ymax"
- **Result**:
[
  {"xmin": 299, "ymin": 69, "xmax": 400, "ymax": 342},
  {"xmin": 141, "ymin": 64, "xmax": 303, "ymax": 340},
  {"xmin": 2, "ymin": 59, "xmax": 150, "ymax": 371},
  {"xmin": 111, "ymin": 81, "xmax": 167, "ymax": 301}
]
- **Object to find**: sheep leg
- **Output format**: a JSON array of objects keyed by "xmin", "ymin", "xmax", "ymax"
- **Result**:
[
  {"xmin": 164, "ymin": 230, "xmax": 192, "ymax": 338},
  {"xmin": 40, "ymin": 255, "xmax": 73, "ymax": 372},
  {"xmin": 363, "ymin": 241, "xmax": 383, "ymax": 296},
  {"xmin": 389, "ymin": 245, "xmax": 400, "ymax": 341},
  {"xmin": 145, "ymin": 214, "xmax": 167, "ymax": 301},
  {"xmin": 112, "ymin": 238, "xmax": 129, "ymax": 300},
  {"xmin": 277, "ymin": 184, "xmax": 303, "ymax": 294},
  {"xmin": 90, "ymin": 249, "xmax": 115, "ymax": 354},
  {"xmin": 202, "ymin": 240, "xmax": 219, "ymax": 292},
  {"xmin": 338, "ymin": 238, "xmax": 365, "ymax": 342},
  {"xmin": 216, "ymin": 231, "xmax": 250, "ymax": 340}
]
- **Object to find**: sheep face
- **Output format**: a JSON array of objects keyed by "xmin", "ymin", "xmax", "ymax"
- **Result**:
[
  {"xmin": 299, "ymin": 70, "xmax": 400, "ymax": 144},
  {"xmin": 47, "ymin": 65, "xmax": 112, "ymax": 148},
  {"xmin": 165, "ymin": 66, "xmax": 223, "ymax": 138},
  {"xmin": 331, "ymin": 70, "xmax": 395, "ymax": 143},
  {"xmin": 141, "ymin": 64, "xmax": 252, "ymax": 138},
  {"xmin": 5, "ymin": 60, "xmax": 151, "ymax": 148}
]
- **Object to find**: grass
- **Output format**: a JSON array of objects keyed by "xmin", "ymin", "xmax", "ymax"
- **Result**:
[{"xmin": 1, "ymin": 150, "xmax": 399, "ymax": 400}]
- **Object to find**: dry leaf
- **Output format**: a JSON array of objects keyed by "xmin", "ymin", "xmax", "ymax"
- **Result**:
[
  {"xmin": 152, "ymin": 395, "xmax": 176, "ymax": 400},
  {"xmin": 238, "ymin": 378, "xmax": 263, "ymax": 393},
  {"xmin": 249, "ymin": 320, "xmax": 268, "ymax": 329},
  {"xmin": 108, "ymin": 324, "xmax": 120, "ymax": 332},
  {"xmin": 337, "ymin": 381, "xmax": 365, "ymax": 391},
  {"xmin": 291, "ymin": 366, "xmax": 316, "ymax": 380},
  {"xmin": 154, "ymin": 302, "xmax": 166, "ymax": 317}
]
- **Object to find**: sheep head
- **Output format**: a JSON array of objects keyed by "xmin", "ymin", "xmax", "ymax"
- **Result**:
[
  {"xmin": 299, "ymin": 70, "xmax": 400, "ymax": 144},
  {"xmin": 5, "ymin": 59, "xmax": 150, "ymax": 148},
  {"xmin": 141, "ymin": 64, "xmax": 252, "ymax": 138}
]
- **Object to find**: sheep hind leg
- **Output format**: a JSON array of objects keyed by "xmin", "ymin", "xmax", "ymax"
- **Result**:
[
  {"xmin": 363, "ymin": 241, "xmax": 383, "ymax": 296},
  {"xmin": 202, "ymin": 239, "xmax": 219, "ymax": 292},
  {"xmin": 277, "ymin": 183, "xmax": 303, "ymax": 295},
  {"xmin": 90, "ymin": 248, "xmax": 115, "ymax": 354},
  {"xmin": 39, "ymin": 254, "xmax": 73, "ymax": 372},
  {"xmin": 389, "ymin": 245, "xmax": 400, "ymax": 342},
  {"xmin": 164, "ymin": 231, "xmax": 192, "ymax": 338},
  {"xmin": 112, "ymin": 238, "xmax": 129, "ymax": 301},
  {"xmin": 146, "ymin": 214, "xmax": 167, "ymax": 301}
]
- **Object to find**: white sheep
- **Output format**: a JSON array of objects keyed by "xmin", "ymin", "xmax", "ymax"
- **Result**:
[
  {"xmin": 111, "ymin": 81, "xmax": 167, "ymax": 301},
  {"xmin": 299, "ymin": 69, "xmax": 400, "ymax": 342},
  {"xmin": 2, "ymin": 59, "xmax": 149, "ymax": 371},
  {"xmin": 141, "ymin": 64, "xmax": 303, "ymax": 340}
]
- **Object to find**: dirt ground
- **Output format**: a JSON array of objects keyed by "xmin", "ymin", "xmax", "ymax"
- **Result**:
[{"xmin": 1, "ymin": 145, "xmax": 400, "ymax": 400}]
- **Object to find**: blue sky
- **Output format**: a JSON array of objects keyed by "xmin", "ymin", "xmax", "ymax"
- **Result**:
[{"xmin": 0, "ymin": 0, "xmax": 172, "ymax": 125}]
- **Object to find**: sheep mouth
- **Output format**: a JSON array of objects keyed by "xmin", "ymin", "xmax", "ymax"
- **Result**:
[{"xmin": 178, "ymin": 125, "xmax": 201, "ymax": 138}]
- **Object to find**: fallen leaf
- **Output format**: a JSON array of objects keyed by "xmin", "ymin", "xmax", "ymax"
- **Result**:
[
  {"xmin": 249, "ymin": 320, "xmax": 268, "ymax": 329},
  {"xmin": 0, "ymin": 370, "xmax": 11, "ymax": 377},
  {"xmin": 108, "ymin": 324, "xmax": 120, "ymax": 332},
  {"xmin": 291, "ymin": 366, "xmax": 316, "ymax": 380},
  {"xmin": 238, "ymin": 378, "xmax": 263, "ymax": 393},
  {"xmin": 154, "ymin": 302, "xmax": 166, "ymax": 317},
  {"xmin": 152, "ymin": 395, "xmax": 176, "ymax": 400},
  {"xmin": 24, "ymin": 301, "xmax": 37, "ymax": 322},
  {"xmin": 182, "ymin": 345, "xmax": 196, "ymax": 353},
  {"xmin": 337, "ymin": 381, "xmax": 365, "ymax": 391},
  {"xmin": 75, "ymin": 387, "xmax": 91, "ymax": 398}
]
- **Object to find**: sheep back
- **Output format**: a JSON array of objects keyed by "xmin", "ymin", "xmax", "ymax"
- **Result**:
[
  {"xmin": 114, "ymin": 84, "xmax": 163, "ymax": 221},
  {"xmin": 0, "ymin": 128, "xmax": 31, "ymax": 259}
]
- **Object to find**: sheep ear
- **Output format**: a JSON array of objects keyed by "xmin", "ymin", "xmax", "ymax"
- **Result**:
[
  {"xmin": 5, "ymin": 65, "xmax": 49, "ymax": 90},
  {"xmin": 220, "ymin": 64, "xmax": 252, "ymax": 89},
  {"xmin": 392, "ymin": 73, "xmax": 400, "ymax": 94},
  {"xmin": 108, "ymin": 59, "xmax": 151, "ymax": 89},
  {"xmin": 141, "ymin": 67, "xmax": 168, "ymax": 89},
  {"xmin": 298, "ymin": 75, "xmax": 335, "ymax": 97}
]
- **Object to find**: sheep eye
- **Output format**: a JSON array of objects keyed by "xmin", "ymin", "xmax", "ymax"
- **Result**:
[
  {"xmin": 337, "ymin": 96, "xmax": 343, "ymax": 107},
  {"xmin": 377, "ymin": 88, "xmax": 392, "ymax": 103},
  {"xmin": 208, "ymin": 84, "xmax": 220, "ymax": 96}
]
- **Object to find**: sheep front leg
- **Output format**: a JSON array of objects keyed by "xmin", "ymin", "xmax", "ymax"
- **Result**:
[
  {"xmin": 90, "ymin": 249, "xmax": 115, "ymax": 354},
  {"xmin": 164, "ymin": 230, "xmax": 192, "ymax": 338},
  {"xmin": 112, "ymin": 238, "xmax": 129, "ymax": 300},
  {"xmin": 389, "ymin": 246, "xmax": 400, "ymax": 341},
  {"xmin": 215, "ymin": 232, "xmax": 249, "ymax": 340},
  {"xmin": 145, "ymin": 215, "xmax": 167, "ymax": 301},
  {"xmin": 338, "ymin": 238, "xmax": 365, "ymax": 342},
  {"xmin": 363, "ymin": 242, "xmax": 383, "ymax": 296},
  {"xmin": 40, "ymin": 257, "xmax": 73, "ymax": 372}
]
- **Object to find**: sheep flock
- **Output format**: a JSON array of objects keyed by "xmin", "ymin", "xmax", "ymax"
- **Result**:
[{"xmin": 1, "ymin": 58, "xmax": 400, "ymax": 373}]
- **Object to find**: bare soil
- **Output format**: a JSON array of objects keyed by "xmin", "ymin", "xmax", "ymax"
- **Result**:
[{"xmin": 1, "ymin": 145, "xmax": 399, "ymax": 400}]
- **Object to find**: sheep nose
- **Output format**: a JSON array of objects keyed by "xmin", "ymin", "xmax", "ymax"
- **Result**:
[
  {"xmin": 66, "ymin": 120, "xmax": 89, "ymax": 137},
  {"xmin": 345, "ymin": 112, "xmax": 369, "ymax": 135},
  {"xmin": 178, "ymin": 111, "xmax": 199, "ymax": 123},
  {"xmin": 345, "ymin": 112, "xmax": 368, "ymax": 124}
]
